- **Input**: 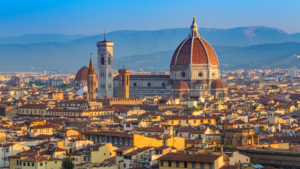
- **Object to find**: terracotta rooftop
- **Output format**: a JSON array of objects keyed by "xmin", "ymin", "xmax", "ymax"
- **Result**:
[
  {"xmin": 75, "ymin": 66, "xmax": 98, "ymax": 81},
  {"xmin": 172, "ymin": 80, "xmax": 189, "ymax": 90},
  {"xmin": 18, "ymin": 104, "xmax": 48, "ymax": 109},
  {"xmin": 211, "ymin": 79, "xmax": 227, "ymax": 89},
  {"xmin": 114, "ymin": 146, "xmax": 133, "ymax": 152},
  {"xmin": 157, "ymin": 152, "xmax": 221, "ymax": 163}
]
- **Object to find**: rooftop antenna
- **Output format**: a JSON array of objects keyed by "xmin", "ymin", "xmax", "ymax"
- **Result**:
[{"xmin": 119, "ymin": 60, "xmax": 120, "ymax": 69}]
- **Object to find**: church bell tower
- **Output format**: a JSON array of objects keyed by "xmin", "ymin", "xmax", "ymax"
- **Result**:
[
  {"xmin": 88, "ymin": 54, "xmax": 97, "ymax": 101},
  {"xmin": 118, "ymin": 68, "xmax": 130, "ymax": 98},
  {"xmin": 97, "ymin": 33, "xmax": 114, "ymax": 98}
]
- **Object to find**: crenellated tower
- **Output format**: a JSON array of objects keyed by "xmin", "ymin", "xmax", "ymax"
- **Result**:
[
  {"xmin": 97, "ymin": 33, "xmax": 114, "ymax": 98},
  {"xmin": 118, "ymin": 68, "xmax": 130, "ymax": 98}
]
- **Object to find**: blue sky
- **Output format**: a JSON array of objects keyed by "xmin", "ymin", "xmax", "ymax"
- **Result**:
[{"xmin": 0, "ymin": 0, "xmax": 299, "ymax": 37}]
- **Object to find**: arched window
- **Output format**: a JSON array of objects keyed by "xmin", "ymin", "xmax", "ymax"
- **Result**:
[
  {"xmin": 121, "ymin": 75, "xmax": 124, "ymax": 85},
  {"xmin": 127, "ymin": 75, "xmax": 129, "ymax": 85},
  {"xmin": 101, "ymin": 58, "xmax": 104, "ymax": 65},
  {"xmin": 148, "ymin": 82, "xmax": 151, "ymax": 87},
  {"xmin": 108, "ymin": 57, "xmax": 111, "ymax": 65}
]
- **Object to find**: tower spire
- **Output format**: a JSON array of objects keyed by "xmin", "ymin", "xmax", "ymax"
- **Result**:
[
  {"xmin": 189, "ymin": 16, "xmax": 200, "ymax": 38},
  {"xmin": 88, "ymin": 53, "xmax": 95, "ymax": 74}
]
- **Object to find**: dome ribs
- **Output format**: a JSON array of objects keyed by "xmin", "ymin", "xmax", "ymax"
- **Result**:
[
  {"xmin": 175, "ymin": 38, "xmax": 192, "ymax": 65},
  {"xmin": 200, "ymin": 38, "xmax": 219, "ymax": 65},
  {"xmin": 192, "ymin": 38, "xmax": 208, "ymax": 64},
  {"xmin": 171, "ymin": 40, "xmax": 184, "ymax": 65}
]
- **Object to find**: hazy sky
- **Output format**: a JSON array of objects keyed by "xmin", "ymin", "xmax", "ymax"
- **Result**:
[{"xmin": 0, "ymin": 0, "xmax": 299, "ymax": 38}]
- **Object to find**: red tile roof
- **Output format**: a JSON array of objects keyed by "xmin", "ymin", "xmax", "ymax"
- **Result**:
[
  {"xmin": 172, "ymin": 80, "xmax": 189, "ymax": 90},
  {"xmin": 157, "ymin": 153, "xmax": 221, "ymax": 163},
  {"xmin": 211, "ymin": 79, "xmax": 227, "ymax": 89},
  {"xmin": 75, "ymin": 66, "xmax": 98, "ymax": 81},
  {"xmin": 170, "ymin": 37, "xmax": 219, "ymax": 66}
]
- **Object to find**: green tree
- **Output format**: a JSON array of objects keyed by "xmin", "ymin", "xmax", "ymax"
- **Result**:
[
  {"xmin": 62, "ymin": 157, "xmax": 74, "ymax": 169},
  {"xmin": 193, "ymin": 106, "xmax": 203, "ymax": 111}
]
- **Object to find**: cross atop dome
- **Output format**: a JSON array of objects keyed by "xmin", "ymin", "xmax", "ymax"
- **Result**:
[{"xmin": 189, "ymin": 16, "xmax": 200, "ymax": 38}]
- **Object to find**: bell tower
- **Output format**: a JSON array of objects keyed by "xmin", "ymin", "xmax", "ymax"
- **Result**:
[
  {"xmin": 118, "ymin": 68, "xmax": 130, "ymax": 98},
  {"xmin": 97, "ymin": 32, "xmax": 114, "ymax": 98},
  {"xmin": 88, "ymin": 54, "xmax": 97, "ymax": 101}
]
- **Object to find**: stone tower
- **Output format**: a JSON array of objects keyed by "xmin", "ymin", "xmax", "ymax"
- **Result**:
[
  {"xmin": 88, "ymin": 54, "xmax": 97, "ymax": 101},
  {"xmin": 97, "ymin": 34, "xmax": 114, "ymax": 98},
  {"xmin": 118, "ymin": 68, "xmax": 130, "ymax": 98}
]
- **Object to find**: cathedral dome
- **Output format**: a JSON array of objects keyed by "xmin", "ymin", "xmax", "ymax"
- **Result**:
[
  {"xmin": 211, "ymin": 79, "xmax": 227, "ymax": 89},
  {"xmin": 170, "ymin": 17, "xmax": 219, "ymax": 66},
  {"xmin": 75, "ymin": 66, "xmax": 98, "ymax": 81},
  {"xmin": 172, "ymin": 80, "xmax": 189, "ymax": 90}
]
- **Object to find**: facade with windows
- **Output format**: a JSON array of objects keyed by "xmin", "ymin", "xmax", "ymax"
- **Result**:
[
  {"xmin": 20, "ymin": 156, "xmax": 61, "ymax": 169},
  {"xmin": 157, "ymin": 153, "xmax": 224, "ymax": 169},
  {"xmin": 82, "ymin": 131, "xmax": 133, "ymax": 148},
  {"xmin": 0, "ymin": 143, "xmax": 31, "ymax": 167}
]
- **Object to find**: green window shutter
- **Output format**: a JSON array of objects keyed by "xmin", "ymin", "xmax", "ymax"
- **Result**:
[
  {"xmin": 23, "ymin": 163, "xmax": 26, "ymax": 166},
  {"xmin": 40, "ymin": 162, "xmax": 43, "ymax": 166},
  {"xmin": 32, "ymin": 163, "xmax": 35, "ymax": 166}
]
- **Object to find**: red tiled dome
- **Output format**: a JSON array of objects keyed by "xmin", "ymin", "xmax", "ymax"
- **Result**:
[
  {"xmin": 75, "ymin": 66, "xmax": 98, "ymax": 81},
  {"xmin": 170, "ymin": 18, "xmax": 218, "ymax": 66},
  {"xmin": 211, "ymin": 79, "xmax": 227, "ymax": 89},
  {"xmin": 172, "ymin": 80, "xmax": 189, "ymax": 90},
  {"xmin": 170, "ymin": 37, "xmax": 218, "ymax": 66}
]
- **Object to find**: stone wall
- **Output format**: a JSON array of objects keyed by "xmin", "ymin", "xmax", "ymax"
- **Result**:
[{"xmin": 97, "ymin": 98, "xmax": 142, "ymax": 106}]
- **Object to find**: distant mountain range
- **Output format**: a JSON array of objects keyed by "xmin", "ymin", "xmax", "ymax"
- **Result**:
[
  {"xmin": 0, "ymin": 26, "xmax": 300, "ymax": 71},
  {"xmin": 118, "ymin": 42, "xmax": 300, "ymax": 71},
  {"xmin": 0, "ymin": 34, "xmax": 89, "ymax": 44}
]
